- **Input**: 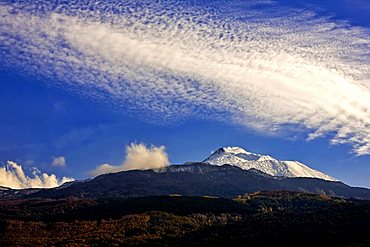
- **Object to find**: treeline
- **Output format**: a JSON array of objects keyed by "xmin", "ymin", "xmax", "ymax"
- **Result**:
[{"xmin": 0, "ymin": 191, "xmax": 369, "ymax": 246}]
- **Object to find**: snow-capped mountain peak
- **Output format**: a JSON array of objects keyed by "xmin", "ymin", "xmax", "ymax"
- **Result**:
[
  {"xmin": 204, "ymin": 147, "xmax": 337, "ymax": 181},
  {"xmin": 209, "ymin": 147, "xmax": 263, "ymax": 161},
  {"xmin": 220, "ymin": 147, "xmax": 249, "ymax": 154}
]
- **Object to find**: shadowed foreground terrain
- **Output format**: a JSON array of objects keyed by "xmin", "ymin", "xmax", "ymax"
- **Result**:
[{"xmin": 0, "ymin": 191, "xmax": 369, "ymax": 246}]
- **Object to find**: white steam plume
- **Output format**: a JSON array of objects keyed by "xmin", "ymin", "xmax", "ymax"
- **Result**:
[
  {"xmin": 1, "ymin": 0, "xmax": 370, "ymax": 154},
  {"xmin": 0, "ymin": 161, "xmax": 74, "ymax": 189},
  {"xmin": 91, "ymin": 143, "xmax": 169, "ymax": 176}
]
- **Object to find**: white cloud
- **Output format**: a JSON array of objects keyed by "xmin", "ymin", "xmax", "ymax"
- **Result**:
[
  {"xmin": 0, "ymin": 161, "xmax": 74, "ymax": 189},
  {"xmin": 91, "ymin": 143, "xmax": 169, "ymax": 176},
  {"xmin": 52, "ymin": 156, "xmax": 66, "ymax": 167},
  {"xmin": 1, "ymin": 1, "xmax": 370, "ymax": 154}
]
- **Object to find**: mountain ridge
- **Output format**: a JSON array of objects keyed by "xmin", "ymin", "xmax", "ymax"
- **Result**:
[{"xmin": 24, "ymin": 163, "xmax": 370, "ymax": 200}]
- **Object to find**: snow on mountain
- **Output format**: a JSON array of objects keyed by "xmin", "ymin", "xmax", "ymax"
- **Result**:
[
  {"xmin": 154, "ymin": 162, "xmax": 239, "ymax": 175},
  {"xmin": 0, "ymin": 186, "xmax": 10, "ymax": 191},
  {"xmin": 203, "ymin": 147, "xmax": 337, "ymax": 181}
]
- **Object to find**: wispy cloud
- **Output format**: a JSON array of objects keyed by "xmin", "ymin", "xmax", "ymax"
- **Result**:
[
  {"xmin": 0, "ymin": 0, "xmax": 370, "ymax": 154},
  {"xmin": 0, "ymin": 161, "xmax": 74, "ymax": 189},
  {"xmin": 91, "ymin": 143, "xmax": 169, "ymax": 176},
  {"xmin": 52, "ymin": 156, "xmax": 66, "ymax": 167}
]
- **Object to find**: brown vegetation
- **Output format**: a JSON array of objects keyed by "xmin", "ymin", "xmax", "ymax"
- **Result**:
[{"xmin": 0, "ymin": 191, "xmax": 369, "ymax": 246}]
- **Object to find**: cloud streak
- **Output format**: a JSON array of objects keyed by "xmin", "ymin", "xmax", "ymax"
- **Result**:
[
  {"xmin": 52, "ymin": 156, "xmax": 66, "ymax": 167},
  {"xmin": 91, "ymin": 143, "xmax": 169, "ymax": 176},
  {"xmin": 0, "ymin": 0, "xmax": 370, "ymax": 154},
  {"xmin": 0, "ymin": 161, "xmax": 74, "ymax": 189}
]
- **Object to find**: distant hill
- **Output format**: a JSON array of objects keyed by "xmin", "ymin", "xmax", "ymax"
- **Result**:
[{"xmin": 26, "ymin": 163, "xmax": 370, "ymax": 200}]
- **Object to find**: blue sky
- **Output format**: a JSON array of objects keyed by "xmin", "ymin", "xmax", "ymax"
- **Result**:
[{"xmin": 0, "ymin": 0, "xmax": 370, "ymax": 188}]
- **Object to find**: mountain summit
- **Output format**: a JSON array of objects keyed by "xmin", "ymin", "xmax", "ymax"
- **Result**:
[{"xmin": 204, "ymin": 147, "xmax": 336, "ymax": 181}]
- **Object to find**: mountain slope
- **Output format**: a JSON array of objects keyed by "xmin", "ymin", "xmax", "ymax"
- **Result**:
[
  {"xmin": 28, "ymin": 163, "xmax": 370, "ymax": 199},
  {"xmin": 0, "ymin": 186, "xmax": 41, "ymax": 199},
  {"xmin": 204, "ymin": 147, "xmax": 336, "ymax": 181}
]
